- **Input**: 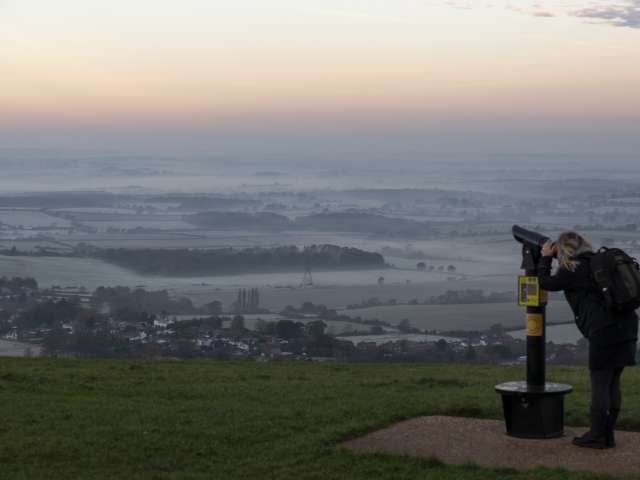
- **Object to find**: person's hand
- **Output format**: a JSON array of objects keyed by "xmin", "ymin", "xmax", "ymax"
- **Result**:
[{"xmin": 541, "ymin": 241, "xmax": 556, "ymax": 257}]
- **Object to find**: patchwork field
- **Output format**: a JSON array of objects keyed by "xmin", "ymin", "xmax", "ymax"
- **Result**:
[
  {"xmin": 0, "ymin": 253, "xmax": 516, "ymax": 315},
  {"xmin": 339, "ymin": 302, "xmax": 575, "ymax": 331},
  {"xmin": 0, "ymin": 209, "xmax": 71, "ymax": 228}
]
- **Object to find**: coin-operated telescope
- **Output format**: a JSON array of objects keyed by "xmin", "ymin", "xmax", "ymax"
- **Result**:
[{"xmin": 495, "ymin": 226, "xmax": 572, "ymax": 438}]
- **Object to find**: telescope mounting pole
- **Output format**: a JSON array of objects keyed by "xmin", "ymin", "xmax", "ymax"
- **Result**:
[{"xmin": 521, "ymin": 245, "xmax": 545, "ymax": 386}]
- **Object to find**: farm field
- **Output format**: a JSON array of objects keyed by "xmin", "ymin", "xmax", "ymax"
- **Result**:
[
  {"xmin": 0, "ymin": 209, "xmax": 71, "ymax": 228},
  {"xmin": 339, "ymin": 302, "xmax": 575, "ymax": 331},
  {"xmin": 2, "ymin": 162, "xmax": 639, "ymax": 343},
  {"xmin": 336, "ymin": 333, "xmax": 459, "ymax": 345},
  {"xmin": 0, "ymin": 254, "xmax": 449, "ymax": 289},
  {"xmin": 510, "ymin": 323, "xmax": 583, "ymax": 345},
  {"xmin": 0, "ymin": 253, "xmax": 515, "ymax": 313},
  {"xmin": 224, "ymin": 316, "xmax": 374, "ymax": 335}
]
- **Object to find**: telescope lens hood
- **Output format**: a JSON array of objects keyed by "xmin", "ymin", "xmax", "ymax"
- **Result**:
[{"xmin": 512, "ymin": 225, "xmax": 550, "ymax": 248}]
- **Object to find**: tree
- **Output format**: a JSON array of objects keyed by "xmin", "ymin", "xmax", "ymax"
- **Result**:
[
  {"xmin": 487, "ymin": 344, "xmax": 512, "ymax": 360},
  {"xmin": 205, "ymin": 300, "xmax": 223, "ymax": 315},
  {"xmin": 447, "ymin": 265, "xmax": 456, "ymax": 273},
  {"xmin": 465, "ymin": 342, "xmax": 477, "ymax": 362},
  {"xmin": 18, "ymin": 299, "xmax": 83, "ymax": 329},
  {"xmin": 436, "ymin": 338, "xmax": 448, "ymax": 351},
  {"xmin": 142, "ymin": 342, "xmax": 163, "ymax": 358},
  {"xmin": 42, "ymin": 327, "xmax": 68, "ymax": 357},
  {"xmin": 236, "ymin": 290, "xmax": 242, "ymax": 312},
  {"xmin": 274, "ymin": 320, "xmax": 303, "ymax": 339},
  {"xmin": 306, "ymin": 320, "xmax": 327, "ymax": 339},
  {"xmin": 255, "ymin": 319, "xmax": 268, "ymax": 332},
  {"xmin": 175, "ymin": 340, "xmax": 197, "ymax": 358},
  {"xmin": 416, "ymin": 262, "xmax": 426, "ymax": 271},
  {"xmin": 230, "ymin": 315, "xmax": 245, "ymax": 332},
  {"xmin": 398, "ymin": 318, "xmax": 412, "ymax": 333},
  {"xmin": 246, "ymin": 288, "xmax": 260, "ymax": 311},
  {"xmin": 489, "ymin": 323, "xmax": 506, "ymax": 336},
  {"xmin": 205, "ymin": 316, "xmax": 223, "ymax": 329}
]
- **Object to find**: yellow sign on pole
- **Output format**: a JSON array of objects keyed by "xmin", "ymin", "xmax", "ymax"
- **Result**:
[{"xmin": 517, "ymin": 276, "xmax": 547, "ymax": 307}]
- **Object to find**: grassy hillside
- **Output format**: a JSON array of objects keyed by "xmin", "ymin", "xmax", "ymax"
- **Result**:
[{"xmin": 1, "ymin": 360, "xmax": 639, "ymax": 480}]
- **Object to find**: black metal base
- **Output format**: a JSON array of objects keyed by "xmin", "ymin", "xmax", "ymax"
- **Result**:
[{"xmin": 495, "ymin": 381, "xmax": 573, "ymax": 439}]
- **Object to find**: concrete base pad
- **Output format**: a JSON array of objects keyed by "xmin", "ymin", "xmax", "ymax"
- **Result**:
[{"xmin": 343, "ymin": 416, "xmax": 640, "ymax": 476}]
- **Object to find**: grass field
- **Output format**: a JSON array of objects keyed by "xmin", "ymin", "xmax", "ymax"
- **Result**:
[{"xmin": 1, "ymin": 360, "xmax": 639, "ymax": 480}]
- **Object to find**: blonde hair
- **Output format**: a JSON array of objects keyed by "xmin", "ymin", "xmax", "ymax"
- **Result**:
[{"xmin": 556, "ymin": 231, "xmax": 593, "ymax": 272}]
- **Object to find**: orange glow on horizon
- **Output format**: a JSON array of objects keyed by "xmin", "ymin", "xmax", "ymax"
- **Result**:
[{"xmin": 1, "ymin": 1, "xmax": 639, "ymax": 127}]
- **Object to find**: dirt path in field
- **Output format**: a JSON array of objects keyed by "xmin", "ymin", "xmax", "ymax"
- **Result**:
[{"xmin": 343, "ymin": 416, "xmax": 640, "ymax": 476}]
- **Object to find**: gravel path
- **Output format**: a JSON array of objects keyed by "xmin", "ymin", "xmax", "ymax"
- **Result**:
[{"xmin": 343, "ymin": 416, "xmax": 640, "ymax": 476}]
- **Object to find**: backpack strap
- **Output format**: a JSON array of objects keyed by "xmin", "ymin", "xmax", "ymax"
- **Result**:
[{"xmin": 590, "ymin": 248, "xmax": 614, "ymax": 306}]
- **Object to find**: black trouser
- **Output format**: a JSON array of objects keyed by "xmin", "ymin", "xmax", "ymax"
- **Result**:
[{"xmin": 590, "ymin": 367, "xmax": 624, "ymax": 415}]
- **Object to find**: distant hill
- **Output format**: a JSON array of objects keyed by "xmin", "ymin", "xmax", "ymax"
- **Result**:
[
  {"xmin": 184, "ymin": 210, "xmax": 434, "ymax": 237},
  {"xmin": 0, "ymin": 192, "xmax": 124, "ymax": 208},
  {"xmin": 294, "ymin": 212, "xmax": 433, "ymax": 237},
  {"xmin": 1, "ymin": 359, "xmax": 633, "ymax": 479},
  {"xmin": 161, "ymin": 195, "xmax": 261, "ymax": 210}
]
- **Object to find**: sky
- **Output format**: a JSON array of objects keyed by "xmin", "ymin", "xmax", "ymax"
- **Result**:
[{"xmin": 1, "ymin": 0, "xmax": 639, "ymax": 160}]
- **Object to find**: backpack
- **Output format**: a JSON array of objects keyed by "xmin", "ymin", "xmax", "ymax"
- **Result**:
[{"xmin": 589, "ymin": 247, "xmax": 640, "ymax": 313}]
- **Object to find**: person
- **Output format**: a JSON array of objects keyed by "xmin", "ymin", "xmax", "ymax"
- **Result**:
[{"xmin": 538, "ymin": 231, "xmax": 638, "ymax": 449}]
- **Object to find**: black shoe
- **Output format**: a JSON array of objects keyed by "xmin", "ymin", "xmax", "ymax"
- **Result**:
[
  {"xmin": 572, "ymin": 431, "xmax": 607, "ymax": 449},
  {"xmin": 573, "ymin": 410, "xmax": 608, "ymax": 449},
  {"xmin": 606, "ymin": 409, "xmax": 620, "ymax": 448}
]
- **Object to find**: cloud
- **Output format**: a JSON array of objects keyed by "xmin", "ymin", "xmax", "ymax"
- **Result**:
[
  {"xmin": 531, "ymin": 11, "xmax": 556, "ymax": 17},
  {"xmin": 444, "ymin": 1, "xmax": 640, "ymax": 28},
  {"xmin": 447, "ymin": 1, "xmax": 558, "ymax": 19},
  {"xmin": 573, "ymin": 1, "xmax": 640, "ymax": 28},
  {"xmin": 308, "ymin": 7, "xmax": 417, "ymax": 24},
  {"xmin": 508, "ymin": 5, "xmax": 557, "ymax": 18},
  {"xmin": 444, "ymin": 0, "xmax": 473, "ymax": 9}
]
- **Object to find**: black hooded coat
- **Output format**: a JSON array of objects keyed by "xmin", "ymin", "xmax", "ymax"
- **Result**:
[{"xmin": 538, "ymin": 253, "xmax": 638, "ymax": 370}]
